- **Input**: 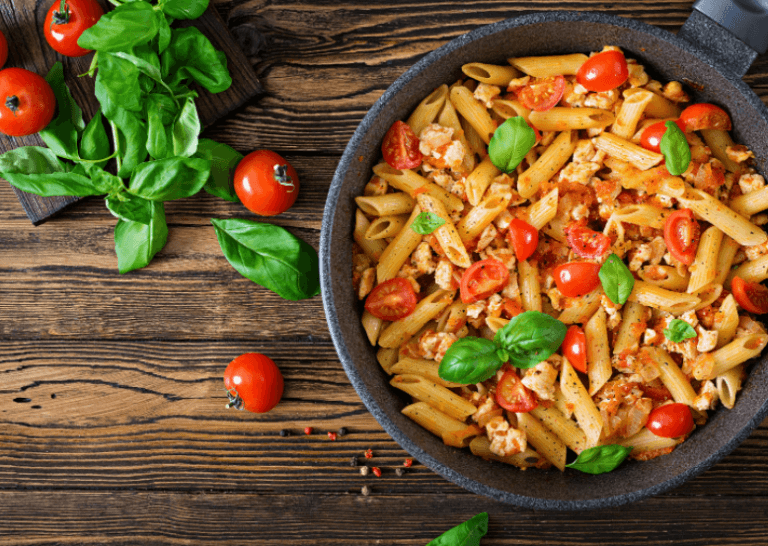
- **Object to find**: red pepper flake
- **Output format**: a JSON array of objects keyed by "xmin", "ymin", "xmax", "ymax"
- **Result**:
[
  {"xmin": 364, "ymin": 449, "xmax": 373, "ymax": 459},
  {"xmin": 404, "ymin": 458, "xmax": 413, "ymax": 468},
  {"xmin": 327, "ymin": 431, "xmax": 337, "ymax": 441},
  {"xmin": 304, "ymin": 427, "xmax": 313, "ymax": 435},
  {"xmin": 372, "ymin": 466, "xmax": 382, "ymax": 477}
]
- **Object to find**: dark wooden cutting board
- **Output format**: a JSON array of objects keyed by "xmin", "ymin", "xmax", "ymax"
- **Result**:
[{"xmin": 0, "ymin": 0, "xmax": 263, "ymax": 225}]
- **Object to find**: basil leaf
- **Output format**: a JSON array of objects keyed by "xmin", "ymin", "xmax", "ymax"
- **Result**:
[
  {"xmin": 106, "ymin": 192, "xmax": 154, "ymax": 225},
  {"xmin": 77, "ymin": 1, "xmax": 160, "ymax": 52},
  {"xmin": 39, "ymin": 62, "xmax": 84, "ymax": 160},
  {"xmin": 172, "ymin": 96, "xmax": 201, "ymax": 157},
  {"xmin": 438, "ymin": 337, "xmax": 504, "ymax": 384},
  {"xmin": 494, "ymin": 311, "xmax": 567, "ymax": 369},
  {"xmin": 664, "ymin": 319, "xmax": 697, "ymax": 343},
  {"xmin": 599, "ymin": 253, "xmax": 635, "ymax": 305},
  {"xmin": 96, "ymin": 83, "xmax": 148, "ymax": 178},
  {"xmin": 161, "ymin": 27, "xmax": 232, "ymax": 94},
  {"xmin": 211, "ymin": 218, "xmax": 321, "ymax": 301},
  {"xmin": 488, "ymin": 117, "xmax": 536, "ymax": 174},
  {"xmin": 113, "ymin": 48, "xmax": 163, "ymax": 95},
  {"xmin": 426, "ymin": 512, "xmax": 488, "ymax": 546},
  {"xmin": 194, "ymin": 138, "xmax": 242, "ymax": 202},
  {"xmin": 157, "ymin": 14, "xmax": 172, "ymax": 54},
  {"xmin": 0, "ymin": 146, "xmax": 66, "ymax": 175},
  {"xmin": 145, "ymin": 93, "xmax": 177, "ymax": 160},
  {"xmin": 80, "ymin": 109, "xmax": 110, "ymax": 166},
  {"xmin": 128, "ymin": 157, "xmax": 210, "ymax": 201},
  {"xmin": 96, "ymin": 52, "xmax": 144, "ymax": 113},
  {"xmin": 566, "ymin": 445, "xmax": 633, "ymax": 475},
  {"xmin": 660, "ymin": 120, "xmax": 691, "ymax": 176},
  {"xmin": 161, "ymin": 0, "xmax": 209, "ymax": 20},
  {"xmin": 114, "ymin": 201, "xmax": 168, "ymax": 274},
  {"xmin": 411, "ymin": 211, "xmax": 446, "ymax": 235}
]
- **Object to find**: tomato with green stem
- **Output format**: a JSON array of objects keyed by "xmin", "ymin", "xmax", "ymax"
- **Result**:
[
  {"xmin": 234, "ymin": 150, "xmax": 300, "ymax": 216},
  {"xmin": 224, "ymin": 353, "xmax": 284, "ymax": 414},
  {"xmin": 0, "ymin": 68, "xmax": 56, "ymax": 137},
  {"xmin": 44, "ymin": 0, "xmax": 104, "ymax": 57}
]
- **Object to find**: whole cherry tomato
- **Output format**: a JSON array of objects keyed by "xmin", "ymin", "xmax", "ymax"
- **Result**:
[
  {"xmin": 44, "ymin": 0, "xmax": 104, "ymax": 57},
  {"xmin": 0, "ymin": 68, "xmax": 56, "ymax": 136},
  {"xmin": 553, "ymin": 262, "xmax": 601, "ymax": 297},
  {"xmin": 639, "ymin": 119, "xmax": 687, "ymax": 153},
  {"xmin": 224, "ymin": 353, "xmax": 284, "ymax": 414},
  {"xmin": 506, "ymin": 218, "xmax": 539, "ymax": 261},
  {"xmin": 565, "ymin": 222, "xmax": 610, "ymax": 260},
  {"xmin": 731, "ymin": 277, "xmax": 768, "ymax": 314},
  {"xmin": 460, "ymin": 258, "xmax": 510, "ymax": 304},
  {"xmin": 646, "ymin": 403, "xmax": 694, "ymax": 438},
  {"xmin": 496, "ymin": 369, "xmax": 538, "ymax": 413},
  {"xmin": 679, "ymin": 103, "xmax": 732, "ymax": 132},
  {"xmin": 663, "ymin": 209, "xmax": 699, "ymax": 265},
  {"xmin": 382, "ymin": 120, "xmax": 423, "ymax": 169},
  {"xmin": 576, "ymin": 50, "xmax": 629, "ymax": 92},
  {"xmin": 234, "ymin": 150, "xmax": 299, "ymax": 216},
  {"xmin": 364, "ymin": 278, "xmax": 417, "ymax": 321},
  {"xmin": 562, "ymin": 325, "xmax": 587, "ymax": 373},
  {"xmin": 516, "ymin": 75, "xmax": 566, "ymax": 112},
  {"xmin": 0, "ymin": 30, "xmax": 8, "ymax": 69}
]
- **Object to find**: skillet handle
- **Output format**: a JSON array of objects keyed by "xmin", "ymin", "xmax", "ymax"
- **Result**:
[{"xmin": 678, "ymin": 0, "xmax": 768, "ymax": 78}]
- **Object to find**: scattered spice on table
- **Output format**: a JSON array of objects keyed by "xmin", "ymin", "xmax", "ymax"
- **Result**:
[
  {"xmin": 327, "ymin": 431, "xmax": 337, "ymax": 441},
  {"xmin": 404, "ymin": 458, "xmax": 413, "ymax": 467},
  {"xmin": 395, "ymin": 468, "xmax": 405, "ymax": 477},
  {"xmin": 337, "ymin": 427, "xmax": 348, "ymax": 437},
  {"xmin": 364, "ymin": 449, "xmax": 373, "ymax": 459},
  {"xmin": 360, "ymin": 466, "xmax": 370, "ymax": 476},
  {"xmin": 372, "ymin": 467, "xmax": 382, "ymax": 477},
  {"xmin": 350, "ymin": 456, "xmax": 358, "ymax": 467},
  {"xmin": 304, "ymin": 426, "xmax": 313, "ymax": 435},
  {"xmin": 279, "ymin": 429, "xmax": 290, "ymax": 437},
  {"xmin": 361, "ymin": 485, "xmax": 371, "ymax": 496}
]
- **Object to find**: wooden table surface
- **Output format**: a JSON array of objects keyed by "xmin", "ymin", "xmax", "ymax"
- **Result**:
[{"xmin": 1, "ymin": 1, "xmax": 767, "ymax": 544}]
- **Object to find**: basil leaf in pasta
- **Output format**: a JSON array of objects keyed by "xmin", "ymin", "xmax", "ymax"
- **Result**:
[
  {"xmin": 566, "ymin": 445, "xmax": 633, "ymax": 475},
  {"xmin": 660, "ymin": 120, "xmax": 691, "ymax": 176},
  {"xmin": 438, "ymin": 337, "xmax": 504, "ymax": 384},
  {"xmin": 664, "ymin": 319, "xmax": 697, "ymax": 343},
  {"xmin": 599, "ymin": 253, "xmax": 635, "ymax": 305},
  {"xmin": 426, "ymin": 512, "xmax": 489, "ymax": 546},
  {"xmin": 488, "ymin": 116, "xmax": 536, "ymax": 174},
  {"xmin": 411, "ymin": 211, "xmax": 445, "ymax": 235},
  {"xmin": 493, "ymin": 311, "xmax": 567, "ymax": 369}
]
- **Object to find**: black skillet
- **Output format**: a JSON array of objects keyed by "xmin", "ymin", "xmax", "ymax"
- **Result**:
[{"xmin": 320, "ymin": 0, "xmax": 768, "ymax": 510}]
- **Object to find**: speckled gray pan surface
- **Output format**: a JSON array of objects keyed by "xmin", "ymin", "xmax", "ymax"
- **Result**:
[{"xmin": 320, "ymin": 11, "xmax": 768, "ymax": 510}]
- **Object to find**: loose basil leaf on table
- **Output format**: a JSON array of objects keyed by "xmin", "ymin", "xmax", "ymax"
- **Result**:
[
  {"xmin": 172, "ymin": 96, "xmax": 201, "ymax": 157},
  {"xmin": 411, "ymin": 211, "xmax": 445, "ymax": 235},
  {"xmin": 39, "ymin": 62, "xmax": 85, "ymax": 160},
  {"xmin": 194, "ymin": 138, "xmax": 242, "ymax": 203},
  {"xmin": 438, "ymin": 337, "xmax": 504, "ymax": 384},
  {"xmin": 494, "ymin": 311, "xmax": 567, "ymax": 369},
  {"xmin": 566, "ymin": 445, "xmax": 633, "ymax": 475},
  {"xmin": 664, "ymin": 319, "xmax": 697, "ymax": 343},
  {"xmin": 161, "ymin": 0, "xmax": 210, "ymax": 20},
  {"xmin": 426, "ymin": 512, "xmax": 489, "ymax": 546},
  {"xmin": 106, "ymin": 192, "xmax": 154, "ymax": 225},
  {"xmin": 488, "ymin": 116, "xmax": 536, "ymax": 174},
  {"xmin": 128, "ymin": 157, "xmax": 210, "ymax": 201},
  {"xmin": 660, "ymin": 120, "xmax": 691, "ymax": 176},
  {"xmin": 599, "ymin": 253, "xmax": 635, "ymax": 305},
  {"xmin": 211, "ymin": 218, "xmax": 321, "ymax": 301},
  {"xmin": 161, "ymin": 27, "xmax": 233, "ymax": 93},
  {"xmin": 77, "ymin": 1, "xmax": 161, "ymax": 52},
  {"xmin": 114, "ymin": 201, "xmax": 169, "ymax": 274},
  {"xmin": 80, "ymin": 109, "xmax": 111, "ymax": 166}
]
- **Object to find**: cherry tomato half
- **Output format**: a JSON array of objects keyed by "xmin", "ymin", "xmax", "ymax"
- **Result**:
[
  {"xmin": 639, "ymin": 119, "xmax": 687, "ymax": 153},
  {"xmin": 234, "ymin": 150, "xmax": 299, "ymax": 216},
  {"xmin": 576, "ymin": 50, "xmax": 629, "ymax": 92},
  {"xmin": 44, "ymin": 0, "xmax": 104, "ymax": 57},
  {"xmin": 382, "ymin": 120, "xmax": 423, "ymax": 169},
  {"xmin": 364, "ymin": 278, "xmax": 418, "ymax": 321},
  {"xmin": 679, "ymin": 103, "xmax": 732, "ymax": 132},
  {"xmin": 224, "ymin": 353, "xmax": 284, "ymax": 414},
  {"xmin": 731, "ymin": 277, "xmax": 768, "ymax": 314},
  {"xmin": 496, "ymin": 370, "xmax": 538, "ymax": 413},
  {"xmin": 663, "ymin": 209, "xmax": 700, "ymax": 265},
  {"xmin": 0, "ymin": 68, "xmax": 56, "ymax": 137},
  {"xmin": 517, "ymin": 75, "xmax": 566, "ymax": 112},
  {"xmin": 460, "ymin": 258, "xmax": 510, "ymax": 304},
  {"xmin": 506, "ymin": 218, "xmax": 539, "ymax": 261},
  {"xmin": 562, "ymin": 325, "xmax": 587, "ymax": 373},
  {"xmin": 646, "ymin": 403, "xmax": 694, "ymax": 438},
  {"xmin": 553, "ymin": 262, "xmax": 601, "ymax": 297},
  {"xmin": 565, "ymin": 222, "xmax": 610, "ymax": 260},
  {"xmin": 0, "ymin": 30, "xmax": 8, "ymax": 69}
]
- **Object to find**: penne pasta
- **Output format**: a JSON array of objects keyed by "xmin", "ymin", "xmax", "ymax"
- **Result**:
[
  {"xmin": 391, "ymin": 375, "xmax": 477, "ymax": 420},
  {"xmin": 687, "ymin": 226, "xmax": 723, "ymax": 294},
  {"xmin": 528, "ymin": 107, "xmax": 614, "ymax": 132},
  {"xmin": 594, "ymin": 132, "xmax": 664, "ymax": 170},
  {"xmin": 627, "ymin": 281, "xmax": 701, "ymax": 314},
  {"xmin": 407, "ymin": 84, "xmax": 448, "ymax": 137},
  {"xmin": 623, "ymin": 87, "xmax": 682, "ymax": 118},
  {"xmin": 362, "ymin": 310, "xmax": 384, "ymax": 346},
  {"xmin": 402, "ymin": 402, "xmax": 482, "ymax": 448},
  {"xmin": 364, "ymin": 214, "xmax": 410, "ymax": 240},
  {"xmin": 700, "ymin": 129, "xmax": 741, "ymax": 173},
  {"xmin": 643, "ymin": 347, "xmax": 697, "ymax": 406},
  {"xmin": 378, "ymin": 289, "xmax": 454, "ymax": 348},
  {"xmin": 518, "ymin": 259, "xmax": 542, "ymax": 312},
  {"xmin": 449, "ymin": 85, "xmax": 496, "ymax": 143},
  {"xmin": 585, "ymin": 307, "xmax": 611, "ymax": 395},
  {"xmin": 355, "ymin": 193, "xmax": 415, "ymax": 217},
  {"xmin": 373, "ymin": 163, "xmax": 464, "ymax": 215},
  {"xmin": 518, "ymin": 131, "xmax": 577, "ymax": 198},
  {"xmin": 469, "ymin": 436, "xmax": 546, "ymax": 468},
  {"xmin": 465, "ymin": 154, "xmax": 502, "ymax": 206},
  {"xmin": 354, "ymin": 209, "xmax": 388, "ymax": 262},
  {"xmin": 416, "ymin": 194, "xmax": 472, "ymax": 268},
  {"xmin": 729, "ymin": 186, "xmax": 768, "ymax": 218},
  {"xmin": 456, "ymin": 189, "xmax": 512, "ymax": 241},
  {"xmin": 376, "ymin": 205, "xmax": 423, "ymax": 283},
  {"xmin": 611, "ymin": 88, "xmax": 654, "ymax": 139},
  {"xmin": 526, "ymin": 187, "xmax": 559, "ymax": 230},
  {"xmin": 560, "ymin": 358, "xmax": 602, "ymax": 448},
  {"xmin": 462, "ymin": 62, "xmax": 521, "ymax": 85},
  {"xmin": 707, "ymin": 334, "xmax": 768, "ymax": 379},
  {"xmin": 390, "ymin": 358, "xmax": 466, "ymax": 388},
  {"xmin": 516, "ymin": 411, "xmax": 567, "ymax": 471},
  {"xmin": 508, "ymin": 53, "xmax": 588, "ymax": 77}
]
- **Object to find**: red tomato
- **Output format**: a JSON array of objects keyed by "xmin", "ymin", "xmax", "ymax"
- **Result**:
[
  {"xmin": 639, "ymin": 119, "xmax": 687, "ymax": 153},
  {"xmin": 506, "ymin": 218, "xmax": 539, "ymax": 261},
  {"xmin": 731, "ymin": 277, "xmax": 768, "ymax": 314},
  {"xmin": 576, "ymin": 50, "xmax": 629, "ymax": 92},
  {"xmin": 562, "ymin": 325, "xmax": 587, "ymax": 373},
  {"xmin": 44, "ymin": 0, "xmax": 104, "ymax": 57},
  {"xmin": 565, "ymin": 223, "xmax": 610, "ymax": 260},
  {"xmin": 0, "ymin": 69, "xmax": 56, "ymax": 136},
  {"xmin": 646, "ymin": 403, "xmax": 694, "ymax": 438},
  {"xmin": 364, "ymin": 278, "xmax": 417, "ymax": 321},
  {"xmin": 224, "ymin": 353, "xmax": 284, "ymax": 414},
  {"xmin": 382, "ymin": 120, "xmax": 422, "ymax": 169},
  {"xmin": 553, "ymin": 262, "xmax": 601, "ymax": 297},
  {"xmin": 516, "ymin": 75, "xmax": 566, "ymax": 112},
  {"xmin": 496, "ymin": 370, "xmax": 538, "ymax": 413},
  {"xmin": 679, "ymin": 103, "xmax": 732, "ymax": 132},
  {"xmin": 0, "ymin": 30, "xmax": 7, "ymax": 69},
  {"xmin": 663, "ymin": 209, "xmax": 700, "ymax": 265},
  {"xmin": 234, "ymin": 150, "xmax": 299, "ymax": 216},
  {"xmin": 460, "ymin": 258, "xmax": 510, "ymax": 304}
]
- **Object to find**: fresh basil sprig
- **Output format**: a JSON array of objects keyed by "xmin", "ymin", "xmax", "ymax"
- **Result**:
[
  {"xmin": 566, "ymin": 445, "xmax": 633, "ymax": 475},
  {"xmin": 488, "ymin": 116, "xmax": 536, "ymax": 173},
  {"xmin": 660, "ymin": 120, "xmax": 691, "ymax": 176},
  {"xmin": 426, "ymin": 512, "xmax": 488, "ymax": 546},
  {"xmin": 411, "ymin": 211, "xmax": 446, "ymax": 234},
  {"xmin": 438, "ymin": 338, "xmax": 504, "ymax": 384},
  {"xmin": 194, "ymin": 139, "xmax": 243, "ymax": 203},
  {"xmin": 599, "ymin": 253, "xmax": 634, "ymax": 305},
  {"xmin": 664, "ymin": 319, "xmax": 697, "ymax": 343}
]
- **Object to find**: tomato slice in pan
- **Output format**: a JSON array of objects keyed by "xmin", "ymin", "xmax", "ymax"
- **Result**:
[
  {"xmin": 679, "ymin": 103, "xmax": 732, "ymax": 132},
  {"xmin": 639, "ymin": 119, "xmax": 687, "ymax": 153},
  {"xmin": 381, "ymin": 120, "xmax": 423, "ymax": 169},
  {"xmin": 562, "ymin": 325, "xmax": 587, "ymax": 373},
  {"xmin": 553, "ymin": 262, "xmax": 601, "ymax": 297},
  {"xmin": 663, "ymin": 209, "xmax": 700, "ymax": 265},
  {"xmin": 460, "ymin": 259, "xmax": 510, "ymax": 304},
  {"xmin": 496, "ymin": 370, "xmax": 538, "ymax": 413},
  {"xmin": 364, "ymin": 278, "xmax": 418, "ymax": 321},
  {"xmin": 506, "ymin": 218, "xmax": 539, "ymax": 261},
  {"xmin": 517, "ymin": 75, "xmax": 566, "ymax": 112},
  {"xmin": 646, "ymin": 403, "xmax": 694, "ymax": 438},
  {"xmin": 565, "ymin": 222, "xmax": 610, "ymax": 260},
  {"xmin": 576, "ymin": 50, "xmax": 629, "ymax": 92},
  {"xmin": 731, "ymin": 277, "xmax": 768, "ymax": 314}
]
